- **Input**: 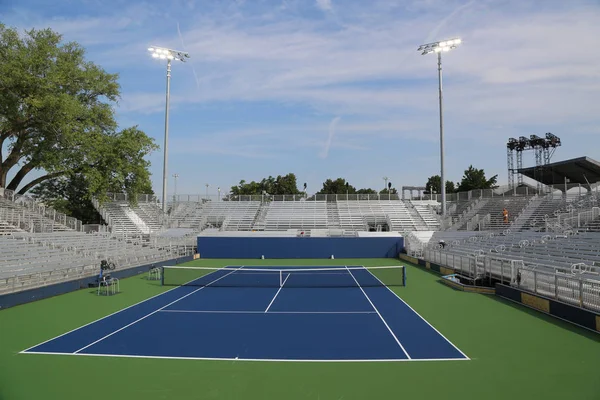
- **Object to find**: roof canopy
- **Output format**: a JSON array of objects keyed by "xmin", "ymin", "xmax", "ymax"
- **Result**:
[{"xmin": 518, "ymin": 156, "xmax": 600, "ymax": 185}]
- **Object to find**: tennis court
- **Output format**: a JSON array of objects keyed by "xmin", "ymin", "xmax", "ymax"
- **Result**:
[{"xmin": 21, "ymin": 265, "xmax": 468, "ymax": 362}]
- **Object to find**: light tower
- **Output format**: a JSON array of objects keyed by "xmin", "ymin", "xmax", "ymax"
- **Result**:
[
  {"xmin": 147, "ymin": 46, "xmax": 190, "ymax": 212},
  {"xmin": 417, "ymin": 38, "xmax": 462, "ymax": 217}
]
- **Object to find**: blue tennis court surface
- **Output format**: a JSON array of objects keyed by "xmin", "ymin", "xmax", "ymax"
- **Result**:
[{"xmin": 22, "ymin": 266, "xmax": 469, "ymax": 362}]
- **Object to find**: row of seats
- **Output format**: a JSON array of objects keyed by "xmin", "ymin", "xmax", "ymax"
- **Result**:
[
  {"xmin": 0, "ymin": 231, "xmax": 185, "ymax": 295},
  {"xmin": 262, "ymin": 201, "xmax": 329, "ymax": 230}
]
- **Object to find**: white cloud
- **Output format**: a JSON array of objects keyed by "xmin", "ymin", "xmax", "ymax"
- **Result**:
[
  {"xmin": 316, "ymin": 0, "xmax": 333, "ymax": 12},
  {"xmin": 4, "ymin": 0, "xmax": 600, "ymax": 190}
]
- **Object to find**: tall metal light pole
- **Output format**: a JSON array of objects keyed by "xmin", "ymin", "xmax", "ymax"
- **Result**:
[
  {"xmin": 172, "ymin": 173, "xmax": 179, "ymax": 203},
  {"xmin": 418, "ymin": 38, "xmax": 461, "ymax": 217},
  {"xmin": 148, "ymin": 46, "xmax": 190, "ymax": 213}
]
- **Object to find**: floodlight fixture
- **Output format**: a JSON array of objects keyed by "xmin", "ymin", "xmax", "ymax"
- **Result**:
[
  {"xmin": 147, "ymin": 46, "xmax": 190, "ymax": 214},
  {"xmin": 417, "ymin": 37, "xmax": 462, "ymax": 217},
  {"xmin": 418, "ymin": 38, "xmax": 461, "ymax": 56},
  {"xmin": 148, "ymin": 46, "xmax": 189, "ymax": 62}
]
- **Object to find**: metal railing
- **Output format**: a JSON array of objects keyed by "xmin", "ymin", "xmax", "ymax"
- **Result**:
[
  {"xmin": 560, "ymin": 207, "xmax": 600, "ymax": 229},
  {"xmin": 517, "ymin": 268, "xmax": 600, "ymax": 312},
  {"xmin": 0, "ymin": 188, "xmax": 82, "ymax": 232},
  {"xmin": 423, "ymin": 248, "xmax": 600, "ymax": 312}
]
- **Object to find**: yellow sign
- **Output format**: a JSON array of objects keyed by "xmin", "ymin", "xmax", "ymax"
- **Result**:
[
  {"xmin": 426, "ymin": 262, "xmax": 431, "ymax": 269},
  {"xmin": 440, "ymin": 267, "xmax": 454, "ymax": 275},
  {"xmin": 521, "ymin": 293, "xmax": 550, "ymax": 313},
  {"xmin": 596, "ymin": 315, "xmax": 600, "ymax": 332}
]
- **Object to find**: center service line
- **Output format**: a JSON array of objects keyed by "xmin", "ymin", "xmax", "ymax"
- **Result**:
[{"xmin": 264, "ymin": 273, "xmax": 290, "ymax": 313}]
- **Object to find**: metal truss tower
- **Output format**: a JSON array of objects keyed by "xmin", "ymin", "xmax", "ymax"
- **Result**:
[{"xmin": 506, "ymin": 133, "xmax": 561, "ymax": 193}]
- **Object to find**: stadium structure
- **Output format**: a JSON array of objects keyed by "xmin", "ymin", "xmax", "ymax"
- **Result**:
[{"xmin": 1, "ymin": 154, "xmax": 599, "ymax": 323}]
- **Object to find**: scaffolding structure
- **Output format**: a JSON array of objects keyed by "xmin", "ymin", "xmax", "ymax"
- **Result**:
[{"xmin": 507, "ymin": 133, "xmax": 561, "ymax": 193}]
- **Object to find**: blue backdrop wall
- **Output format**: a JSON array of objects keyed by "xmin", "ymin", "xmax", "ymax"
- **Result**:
[{"xmin": 196, "ymin": 236, "xmax": 403, "ymax": 259}]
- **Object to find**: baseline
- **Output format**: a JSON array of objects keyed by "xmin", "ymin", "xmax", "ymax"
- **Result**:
[{"xmin": 21, "ymin": 266, "xmax": 240, "ymax": 355}]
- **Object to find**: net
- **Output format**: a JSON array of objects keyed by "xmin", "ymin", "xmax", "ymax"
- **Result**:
[{"xmin": 161, "ymin": 265, "xmax": 406, "ymax": 288}]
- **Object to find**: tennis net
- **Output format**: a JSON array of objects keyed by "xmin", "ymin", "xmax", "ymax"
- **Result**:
[{"xmin": 161, "ymin": 265, "xmax": 406, "ymax": 288}]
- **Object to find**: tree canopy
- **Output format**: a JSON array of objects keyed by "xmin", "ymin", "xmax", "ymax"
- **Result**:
[
  {"xmin": 317, "ymin": 178, "xmax": 356, "ymax": 194},
  {"xmin": 0, "ymin": 24, "xmax": 157, "ymax": 202},
  {"xmin": 229, "ymin": 173, "xmax": 302, "ymax": 196},
  {"xmin": 356, "ymin": 188, "xmax": 377, "ymax": 194},
  {"xmin": 456, "ymin": 166, "xmax": 498, "ymax": 192},
  {"xmin": 379, "ymin": 187, "xmax": 398, "ymax": 194},
  {"xmin": 425, "ymin": 175, "xmax": 456, "ymax": 194},
  {"xmin": 30, "ymin": 174, "xmax": 102, "ymax": 224}
]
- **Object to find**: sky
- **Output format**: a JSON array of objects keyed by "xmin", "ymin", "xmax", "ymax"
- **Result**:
[{"xmin": 2, "ymin": 0, "xmax": 600, "ymax": 197}]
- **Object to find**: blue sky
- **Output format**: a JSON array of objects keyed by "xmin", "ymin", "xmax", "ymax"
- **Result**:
[{"xmin": 2, "ymin": 0, "xmax": 600, "ymax": 196}]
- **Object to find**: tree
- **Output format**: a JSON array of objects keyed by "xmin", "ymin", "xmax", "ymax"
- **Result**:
[
  {"xmin": 379, "ymin": 188, "xmax": 398, "ymax": 194},
  {"xmin": 30, "ymin": 174, "xmax": 102, "ymax": 224},
  {"xmin": 0, "ymin": 24, "xmax": 157, "ymax": 202},
  {"xmin": 356, "ymin": 188, "xmax": 377, "ymax": 194},
  {"xmin": 425, "ymin": 175, "xmax": 456, "ymax": 194},
  {"xmin": 317, "ymin": 178, "xmax": 356, "ymax": 194},
  {"xmin": 456, "ymin": 166, "xmax": 498, "ymax": 192},
  {"xmin": 229, "ymin": 173, "xmax": 301, "ymax": 196}
]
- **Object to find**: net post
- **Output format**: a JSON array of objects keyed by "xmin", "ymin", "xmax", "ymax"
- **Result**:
[
  {"xmin": 403, "ymin": 266, "xmax": 407, "ymax": 286},
  {"xmin": 279, "ymin": 270, "xmax": 283, "ymax": 287},
  {"xmin": 161, "ymin": 266, "xmax": 165, "ymax": 286}
]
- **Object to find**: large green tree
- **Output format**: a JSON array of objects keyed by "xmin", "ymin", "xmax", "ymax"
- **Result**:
[
  {"xmin": 317, "ymin": 178, "xmax": 356, "ymax": 194},
  {"xmin": 229, "ymin": 173, "xmax": 301, "ymax": 196},
  {"xmin": 425, "ymin": 175, "xmax": 456, "ymax": 194},
  {"xmin": 0, "ymin": 24, "xmax": 157, "ymax": 202},
  {"xmin": 30, "ymin": 174, "xmax": 102, "ymax": 224},
  {"xmin": 379, "ymin": 188, "xmax": 398, "ymax": 194},
  {"xmin": 456, "ymin": 166, "xmax": 498, "ymax": 192},
  {"xmin": 356, "ymin": 188, "xmax": 377, "ymax": 194}
]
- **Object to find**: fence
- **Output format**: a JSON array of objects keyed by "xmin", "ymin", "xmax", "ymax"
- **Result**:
[
  {"xmin": 517, "ymin": 268, "xmax": 600, "ymax": 312},
  {"xmin": 423, "ymin": 248, "xmax": 600, "ymax": 312}
]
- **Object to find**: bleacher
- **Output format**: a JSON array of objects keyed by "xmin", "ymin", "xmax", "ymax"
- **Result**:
[
  {"xmin": 583, "ymin": 216, "xmax": 600, "ymax": 232},
  {"xmin": 262, "ymin": 201, "xmax": 329, "ymax": 230},
  {"xmin": 201, "ymin": 201, "xmax": 261, "ymax": 231},
  {"xmin": 97, "ymin": 201, "xmax": 148, "ymax": 236},
  {"xmin": 0, "ymin": 197, "xmax": 75, "ymax": 233},
  {"xmin": 0, "ymin": 231, "xmax": 177, "ymax": 295},
  {"xmin": 410, "ymin": 200, "xmax": 441, "ymax": 230},
  {"xmin": 427, "ymin": 230, "xmax": 600, "ymax": 273},
  {"xmin": 458, "ymin": 196, "xmax": 532, "ymax": 231},
  {"xmin": 168, "ymin": 202, "xmax": 203, "ymax": 228},
  {"xmin": 335, "ymin": 200, "xmax": 416, "ymax": 231}
]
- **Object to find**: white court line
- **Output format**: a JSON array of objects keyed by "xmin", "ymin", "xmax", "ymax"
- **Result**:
[
  {"xmin": 20, "ymin": 266, "xmax": 233, "ymax": 354},
  {"xmin": 72, "ymin": 267, "xmax": 242, "ymax": 354},
  {"xmin": 264, "ymin": 273, "xmax": 290, "ymax": 313},
  {"xmin": 364, "ymin": 265, "xmax": 470, "ymax": 360},
  {"xmin": 159, "ymin": 310, "xmax": 376, "ymax": 314},
  {"xmin": 21, "ymin": 351, "xmax": 469, "ymax": 363},
  {"xmin": 345, "ymin": 266, "xmax": 411, "ymax": 360}
]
